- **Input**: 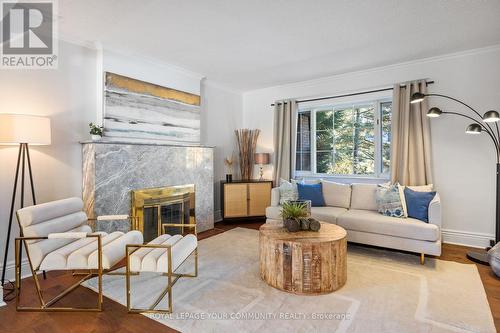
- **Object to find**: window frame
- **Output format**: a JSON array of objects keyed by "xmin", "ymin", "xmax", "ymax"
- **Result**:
[
  {"xmin": 295, "ymin": 97, "xmax": 392, "ymax": 180},
  {"xmin": 295, "ymin": 110, "xmax": 312, "ymax": 172}
]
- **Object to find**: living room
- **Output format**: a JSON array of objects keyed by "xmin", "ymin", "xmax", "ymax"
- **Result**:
[{"xmin": 0, "ymin": 1, "xmax": 499, "ymax": 332}]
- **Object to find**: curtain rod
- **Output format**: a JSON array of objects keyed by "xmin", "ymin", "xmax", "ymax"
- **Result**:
[{"xmin": 270, "ymin": 81, "xmax": 434, "ymax": 106}]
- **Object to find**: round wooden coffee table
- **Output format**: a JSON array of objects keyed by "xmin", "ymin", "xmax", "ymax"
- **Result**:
[{"xmin": 259, "ymin": 222, "xmax": 347, "ymax": 295}]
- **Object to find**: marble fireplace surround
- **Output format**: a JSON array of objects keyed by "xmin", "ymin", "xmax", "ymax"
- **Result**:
[{"xmin": 82, "ymin": 142, "xmax": 214, "ymax": 233}]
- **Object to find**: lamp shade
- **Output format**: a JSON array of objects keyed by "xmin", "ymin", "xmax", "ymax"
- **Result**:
[
  {"xmin": 465, "ymin": 123, "xmax": 482, "ymax": 135},
  {"xmin": 427, "ymin": 107, "xmax": 443, "ymax": 118},
  {"xmin": 410, "ymin": 92, "xmax": 426, "ymax": 104},
  {"xmin": 254, "ymin": 152, "xmax": 270, "ymax": 165},
  {"xmin": 0, "ymin": 114, "xmax": 51, "ymax": 145},
  {"xmin": 483, "ymin": 110, "xmax": 500, "ymax": 123}
]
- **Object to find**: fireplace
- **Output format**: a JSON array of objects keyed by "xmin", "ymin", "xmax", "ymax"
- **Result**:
[{"xmin": 131, "ymin": 185, "xmax": 195, "ymax": 242}]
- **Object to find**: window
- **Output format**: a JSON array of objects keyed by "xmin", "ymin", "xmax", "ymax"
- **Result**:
[
  {"xmin": 380, "ymin": 101, "xmax": 392, "ymax": 175},
  {"xmin": 295, "ymin": 99, "xmax": 392, "ymax": 178}
]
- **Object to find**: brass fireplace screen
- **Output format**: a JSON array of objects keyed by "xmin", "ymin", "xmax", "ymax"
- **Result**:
[{"xmin": 131, "ymin": 185, "xmax": 195, "ymax": 242}]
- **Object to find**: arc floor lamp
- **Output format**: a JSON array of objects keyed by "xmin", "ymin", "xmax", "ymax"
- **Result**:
[
  {"xmin": 410, "ymin": 92, "xmax": 499, "ymax": 265},
  {"xmin": 0, "ymin": 114, "xmax": 51, "ymax": 298}
]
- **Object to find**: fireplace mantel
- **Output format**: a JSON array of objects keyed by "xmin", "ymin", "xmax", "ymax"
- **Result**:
[
  {"xmin": 82, "ymin": 142, "xmax": 214, "ymax": 233},
  {"xmin": 80, "ymin": 140, "xmax": 214, "ymax": 148}
]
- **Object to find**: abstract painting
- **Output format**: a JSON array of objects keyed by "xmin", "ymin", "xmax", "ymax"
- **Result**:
[{"xmin": 103, "ymin": 72, "xmax": 201, "ymax": 144}]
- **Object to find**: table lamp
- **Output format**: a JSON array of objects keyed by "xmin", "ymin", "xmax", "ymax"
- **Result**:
[
  {"xmin": 254, "ymin": 153, "xmax": 270, "ymax": 180},
  {"xmin": 0, "ymin": 114, "xmax": 51, "ymax": 294}
]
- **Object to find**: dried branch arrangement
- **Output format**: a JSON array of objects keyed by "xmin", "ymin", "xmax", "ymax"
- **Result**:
[{"xmin": 235, "ymin": 129, "xmax": 260, "ymax": 179}]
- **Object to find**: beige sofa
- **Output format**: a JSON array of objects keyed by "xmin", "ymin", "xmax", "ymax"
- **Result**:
[{"xmin": 265, "ymin": 183, "xmax": 442, "ymax": 261}]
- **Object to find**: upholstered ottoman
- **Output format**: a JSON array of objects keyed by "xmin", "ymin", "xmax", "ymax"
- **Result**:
[{"xmin": 125, "ymin": 228, "xmax": 198, "ymax": 313}]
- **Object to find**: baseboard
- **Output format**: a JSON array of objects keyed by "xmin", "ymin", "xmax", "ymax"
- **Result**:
[
  {"xmin": 441, "ymin": 228, "xmax": 494, "ymax": 248},
  {"xmin": 214, "ymin": 210, "xmax": 223, "ymax": 223},
  {"xmin": 0, "ymin": 258, "xmax": 33, "ymax": 282}
]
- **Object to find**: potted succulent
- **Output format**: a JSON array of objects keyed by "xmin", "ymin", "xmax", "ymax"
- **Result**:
[
  {"xmin": 280, "ymin": 201, "xmax": 321, "ymax": 232},
  {"xmin": 280, "ymin": 201, "xmax": 308, "ymax": 232},
  {"xmin": 89, "ymin": 123, "xmax": 103, "ymax": 141}
]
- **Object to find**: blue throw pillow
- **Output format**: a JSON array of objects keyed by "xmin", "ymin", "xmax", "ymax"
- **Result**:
[
  {"xmin": 297, "ymin": 183, "xmax": 325, "ymax": 207},
  {"xmin": 404, "ymin": 187, "xmax": 436, "ymax": 222}
]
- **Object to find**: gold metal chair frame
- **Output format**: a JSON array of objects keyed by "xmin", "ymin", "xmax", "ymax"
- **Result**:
[
  {"xmin": 15, "ymin": 234, "xmax": 105, "ymax": 312},
  {"xmin": 126, "ymin": 223, "xmax": 198, "ymax": 314},
  {"xmin": 14, "ymin": 215, "xmax": 137, "ymax": 312}
]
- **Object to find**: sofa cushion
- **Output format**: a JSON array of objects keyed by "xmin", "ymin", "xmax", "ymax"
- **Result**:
[
  {"xmin": 337, "ymin": 209, "xmax": 439, "ymax": 242},
  {"xmin": 321, "ymin": 180, "xmax": 351, "ymax": 209},
  {"xmin": 266, "ymin": 205, "xmax": 347, "ymax": 224},
  {"xmin": 350, "ymin": 184, "xmax": 378, "ymax": 211},
  {"xmin": 310, "ymin": 206, "xmax": 348, "ymax": 224}
]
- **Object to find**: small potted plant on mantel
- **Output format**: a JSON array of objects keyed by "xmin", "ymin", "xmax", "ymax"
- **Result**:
[
  {"xmin": 89, "ymin": 123, "xmax": 103, "ymax": 141},
  {"xmin": 280, "ymin": 201, "xmax": 321, "ymax": 232}
]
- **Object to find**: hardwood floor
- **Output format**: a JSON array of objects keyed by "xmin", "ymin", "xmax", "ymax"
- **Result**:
[
  {"xmin": 439, "ymin": 243, "xmax": 500, "ymax": 330},
  {"xmin": 0, "ymin": 219, "xmax": 498, "ymax": 332}
]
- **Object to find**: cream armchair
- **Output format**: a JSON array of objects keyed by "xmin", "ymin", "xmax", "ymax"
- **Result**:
[{"xmin": 15, "ymin": 197, "xmax": 143, "ymax": 312}]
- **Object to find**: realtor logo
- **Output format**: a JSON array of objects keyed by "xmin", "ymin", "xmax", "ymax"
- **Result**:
[{"xmin": 1, "ymin": 0, "xmax": 58, "ymax": 68}]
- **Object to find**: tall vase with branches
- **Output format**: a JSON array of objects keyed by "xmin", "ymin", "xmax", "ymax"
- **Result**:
[{"xmin": 235, "ymin": 129, "xmax": 260, "ymax": 180}]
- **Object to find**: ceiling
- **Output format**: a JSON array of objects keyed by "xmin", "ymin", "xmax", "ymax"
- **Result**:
[{"xmin": 59, "ymin": 0, "xmax": 500, "ymax": 91}]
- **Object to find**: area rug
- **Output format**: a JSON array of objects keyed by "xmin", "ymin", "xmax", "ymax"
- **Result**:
[{"xmin": 83, "ymin": 227, "xmax": 495, "ymax": 333}]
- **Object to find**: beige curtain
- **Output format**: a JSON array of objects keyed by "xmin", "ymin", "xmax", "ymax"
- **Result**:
[
  {"xmin": 273, "ymin": 99, "xmax": 297, "ymax": 183},
  {"xmin": 391, "ymin": 81, "xmax": 433, "ymax": 186}
]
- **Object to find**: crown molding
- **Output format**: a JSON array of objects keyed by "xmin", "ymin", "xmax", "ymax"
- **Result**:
[
  {"xmin": 202, "ymin": 79, "xmax": 243, "ymax": 95},
  {"xmin": 57, "ymin": 34, "xmax": 206, "ymax": 81},
  {"xmin": 57, "ymin": 33, "xmax": 98, "ymax": 50},
  {"xmin": 245, "ymin": 44, "xmax": 500, "ymax": 94}
]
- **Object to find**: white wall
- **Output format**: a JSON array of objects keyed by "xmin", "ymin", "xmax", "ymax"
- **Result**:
[
  {"xmin": 200, "ymin": 80, "xmax": 244, "ymax": 220},
  {"xmin": 243, "ymin": 45, "xmax": 500, "ymax": 248},
  {"xmin": 0, "ymin": 41, "xmax": 98, "ymax": 279}
]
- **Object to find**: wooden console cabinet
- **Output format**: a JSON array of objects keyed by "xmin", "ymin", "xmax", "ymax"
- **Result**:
[{"xmin": 221, "ymin": 180, "xmax": 272, "ymax": 219}]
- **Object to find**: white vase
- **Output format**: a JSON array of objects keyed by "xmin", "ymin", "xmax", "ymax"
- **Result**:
[
  {"xmin": 488, "ymin": 242, "xmax": 500, "ymax": 277},
  {"xmin": 91, "ymin": 134, "xmax": 101, "ymax": 141}
]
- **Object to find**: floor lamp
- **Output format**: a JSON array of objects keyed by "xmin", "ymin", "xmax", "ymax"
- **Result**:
[
  {"xmin": 0, "ymin": 114, "xmax": 51, "ymax": 299},
  {"xmin": 410, "ymin": 92, "xmax": 499, "ymax": 265}
]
